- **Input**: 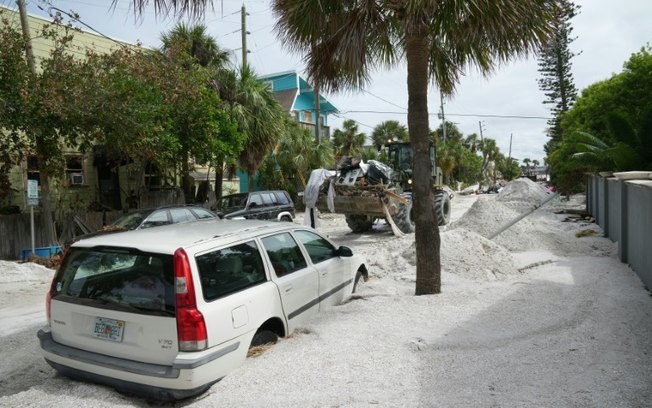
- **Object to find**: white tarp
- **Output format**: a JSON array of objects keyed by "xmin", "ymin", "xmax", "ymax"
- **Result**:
[{"xmin": 303, "ymin": 169, "xmax": 336, "ymax": 228}]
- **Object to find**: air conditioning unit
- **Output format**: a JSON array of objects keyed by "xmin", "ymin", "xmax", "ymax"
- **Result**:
[{"xmin": 69, "ymin": 173, "xmax": 84, "ymax": 185}]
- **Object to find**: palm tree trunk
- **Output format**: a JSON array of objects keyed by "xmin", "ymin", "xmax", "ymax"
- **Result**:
[
  {"xmin": 406, "ymin": 32, "xmax": 441, "ymax": 295},
  {"xmin": 247, "ymin": 172, "xmax": 254, "ymax": 193}
]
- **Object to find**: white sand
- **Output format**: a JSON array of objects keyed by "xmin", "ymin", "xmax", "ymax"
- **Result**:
[{"xmin": 1, "ymin": 181, "xmax": 650, "ymax": 407}]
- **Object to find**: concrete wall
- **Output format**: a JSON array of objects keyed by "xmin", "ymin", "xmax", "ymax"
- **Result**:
[{"xmin": 588, "ymin": 175, "xmax": 652, "ymax": 290}]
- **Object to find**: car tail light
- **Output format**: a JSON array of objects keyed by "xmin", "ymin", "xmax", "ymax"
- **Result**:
[
  {"xmin": 46, "ymin": 247, "xmax": 69, "ymax": 326},
  {"xmin": 173, "ymin": 248, "xmax": 207, "ymax": 351},
  {"xmin": 46, "ymin": 280, "xmax": 56, "ymax": 326}
]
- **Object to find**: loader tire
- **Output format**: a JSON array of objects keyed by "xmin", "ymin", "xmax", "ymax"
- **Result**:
[
  {"xmin": 434, "ymin": 190, "xmax": 451, "ymax": 226},
  {"xmin": 345, "ymin": 214, "xmax": 374, "ymax": 233},
  {"xmin": 391, "ymin": 200, "xmax": 414, "ymax": 233}
]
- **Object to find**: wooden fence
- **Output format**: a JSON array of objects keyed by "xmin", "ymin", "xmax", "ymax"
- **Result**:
[{"xmin": 1, "ymin": 188, "xmax": 189, "ymax": 261}]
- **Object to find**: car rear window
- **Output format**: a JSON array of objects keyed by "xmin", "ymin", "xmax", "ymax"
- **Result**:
[
  {"xmin": 196, "ymin": 241, "xmax": 267, "ymax": 301},
  {"xmin": 52, "ymin": 247, "xmax": 174, "ymax": 316}
]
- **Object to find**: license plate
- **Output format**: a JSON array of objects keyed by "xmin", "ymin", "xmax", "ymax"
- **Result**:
[{"xmin": 93, "ymin": 317, "xmax": 125, "ymax": 342}]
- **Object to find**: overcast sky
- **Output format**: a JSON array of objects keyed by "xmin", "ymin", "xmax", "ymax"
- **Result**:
[{"xmin": 14, "ymin": 0, "xmax": 652, "ymax": 163}]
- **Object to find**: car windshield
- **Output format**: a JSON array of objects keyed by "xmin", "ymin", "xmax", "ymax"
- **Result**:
[
  {"xmin": 219, "ymin": 194, "xmax": 248, "ymax": 211},
  {"xmin": 52, "ymin": 247, "xmax": 175, "ymax": 316},
  {"xmin": 112, "ymin": 211, "xmax": 150, "ymax": 230}
]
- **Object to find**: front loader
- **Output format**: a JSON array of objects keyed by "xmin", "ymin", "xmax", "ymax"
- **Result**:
[{"xmin": 312, "ymin": 141, "xmax": 451, "ymax": 234}]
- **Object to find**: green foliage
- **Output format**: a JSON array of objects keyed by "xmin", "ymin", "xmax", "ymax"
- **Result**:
[
  {"xmin": 549, "ymin": 46, "xmax": 652, "ymax": 188},
  {"xmin": 258, "ymin": 119, "xmax": 334, "ymax": 201},
  {"xmin": 230, "ymin": 65, "xmax": 288, "ymax": 192},
  {"xmin": 537, "ymin": 0, "xmax": 579, "ymax": 147},
  {"xmin": 496, "ymin": 156, "xmax": 520, "ymax": 181},
  {"xmin": 0, "ymin": 15, "xmax": 30, "ymax": 200},
  {"xmin": 371, "ymin": 120, "xmax": 408, "ymax": 150},
  {"xmin": 332, "ymin": 119, "xmax": 366, "ymax": 159}
]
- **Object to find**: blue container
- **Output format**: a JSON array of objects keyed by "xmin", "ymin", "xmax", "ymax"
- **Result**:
[{"xmin": 21, "ymin": 245, "xmax": 62, "ymax": 261}]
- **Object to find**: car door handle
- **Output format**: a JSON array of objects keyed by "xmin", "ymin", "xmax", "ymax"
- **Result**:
[{"xmin": 284, "ymin": 284, "xmax": 293, "ymax": 293}]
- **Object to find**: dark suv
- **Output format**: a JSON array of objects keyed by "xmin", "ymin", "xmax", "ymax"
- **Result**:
[{"xmin": 216, "ymin": 190, "xmax": 295, "ymax": 221}]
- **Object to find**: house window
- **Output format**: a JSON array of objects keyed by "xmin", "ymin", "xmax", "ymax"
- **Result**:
[
  {"xmin": 144, "ymin": 162, "xmax": 162, "ymax": 190},
  {"xmin": 65, "ymin": 155, "xmax": 85, "ymax": 186},
  {"xmin": 26, "ymin": 155, "xmax": 40, "ymax": 184},
  {"xmin": 304, "ymin": 111, "xmax": 313, "ymax": 124}
]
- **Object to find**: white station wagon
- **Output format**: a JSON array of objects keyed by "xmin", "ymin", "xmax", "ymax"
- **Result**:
[{"xmin": 38, "ymin": 219, "xmax": 368, "ymax": 400}]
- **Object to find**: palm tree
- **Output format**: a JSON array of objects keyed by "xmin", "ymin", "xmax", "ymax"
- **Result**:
[
  {"xmin": 260, "ymin": 118, "xmax": 335, "ymax": 196},
  {"xmin": 371, "ymin": 120, "xmax": 408, "ymax": 150},
  {"xmin": 124, "ymin": 0, "xmax": 557, "ymax": 295},
  {"xmin": 522, "ymin": 158, "xmax": 532, "ymax": 175},
  {"xmin": 271, "ymin": 0, "xmax": 556, "ymax": 295},
  {"xmin": 161, "ymin": 23, "xmax": 230, "ymax": 68},
  {"xmin": 464, "ymin": 133, "xmax": 481, "ymax": 154},
  {"xmin": 332, "ymin": 119, "xmax": 367, "ymax": 160},
  {"xmin": 230, "ymin": 65, "xmax": 287, "ymax": 192}
]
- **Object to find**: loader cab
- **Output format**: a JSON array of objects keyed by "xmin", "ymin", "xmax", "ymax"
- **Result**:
[{"xmin": 386, "ymin": 141, "xmax": 442, "ymax": 185}]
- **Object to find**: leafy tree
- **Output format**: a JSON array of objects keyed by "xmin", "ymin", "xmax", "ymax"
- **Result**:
[
  {"xmin": 18, "ymin": 22, "xmax": 93, "ymax": 243},
  {"xmin": 271, "ymin": 0, "xmax": 556, "ymax": 295},
  {"xmin": 159, "ymin": 23, "xmax": 236, "ymax": 202},
  {"xmin": 549, "ymin": 46, "xmax": 652, "ymax": 189},
  {"xmin": 0, "ymin": 14, "xmax": 31, "ymax": 204},
  {"xmin": 332, "ymin": 119, "xmax": 366, "ymax": 160},
  {"xmin": 538, "ymin": 0, "xmax": 580, "ymax": 151},
  {"xmin": 552, "ymin": 111, "xmax": 652, "ymax": 172},
  {"xmin": 371, "ymin": 120, "xmax": 408, "ymax": 150},
  {"xmin": 522, "ymin": 158, "xmax": 532, "ymax": 174}
]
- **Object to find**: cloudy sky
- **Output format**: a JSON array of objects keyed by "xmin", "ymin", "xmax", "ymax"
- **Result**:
[{"xmin": 14, "ymin": 0, "xmax": 652, "ymax": 163}]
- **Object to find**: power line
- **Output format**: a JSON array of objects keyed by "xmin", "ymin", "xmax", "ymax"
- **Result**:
[{"xmin": 337, "ymin": 110, "xmax": 551, "ymax": 120}]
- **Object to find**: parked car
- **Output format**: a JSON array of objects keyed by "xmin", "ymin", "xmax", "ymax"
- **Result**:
[
  {"xmin": 109, "ymin": 205, "xmax": 218, "ymax": 230},
  {"xmin": 66, "ymin": 205, "xmax": 219, "ymax": 247},
  {"xmin": 38, "ymin": 219, "xmax": 368, "ymax": 400},
  {"xmin": 216, "ymin": 190, "xmax": 295, "ymax": 221}
]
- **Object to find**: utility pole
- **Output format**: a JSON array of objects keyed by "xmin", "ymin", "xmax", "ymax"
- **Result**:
[
  {"xmin": 241, "ymin": 4, "xmax": 248, "ymax": 68},
  {"xmin": 312, "ymin": 42, "xmax": 321, "ymax": 144},
  {"xmin": 508, "ymin": 133, "xmax": 513, "ymax": 180},
  {"xmin": 17, "ymin": 0, "xmax": 36, "ymax": 72},
  {"xmin": 478, "ymin": 120, "xmax": 485, "ymax": 142},
  {"xmin": 439, "ymin": 91, "xmax": 446, "ymax": 144}
]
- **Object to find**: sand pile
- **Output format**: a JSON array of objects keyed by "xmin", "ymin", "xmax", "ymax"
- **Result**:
[
  {"xmin": 447, "ymin": 179, "xmax": 609, "ymax": 256},
  {"xmin": 496, "ymin": 177, "xmax": 553, "ymax": 211},
  {"xmin": 396, "ymin": 229, "xmax": 521, "ymax": 281}
]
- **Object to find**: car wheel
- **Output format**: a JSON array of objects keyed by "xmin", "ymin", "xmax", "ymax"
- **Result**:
[
  {"xmin": 280, "ymin": 215, "xmax": 293, "ymax": 222},
  {"xmin": 250, "ymin": 329, "xmax": 278, "ymax": 347},
  {"xmin": 352, "ymin": 270, "xmax": 365, "ymax": 293}
]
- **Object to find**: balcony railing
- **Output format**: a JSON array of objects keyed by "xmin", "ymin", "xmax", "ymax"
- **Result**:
[{"xmin": 298, "ymin": 121, "xmax": 330, "ymax": 140}]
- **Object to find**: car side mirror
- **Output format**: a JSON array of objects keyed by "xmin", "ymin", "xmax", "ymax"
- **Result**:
[{"xmin": 336, "ymin": 246, "xmax": 353, "ymax": 257}]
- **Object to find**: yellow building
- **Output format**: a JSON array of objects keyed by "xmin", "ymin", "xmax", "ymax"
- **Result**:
[{"xmin": 1, "ymin": 5, "xmax": 238, "ymax": 215}]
